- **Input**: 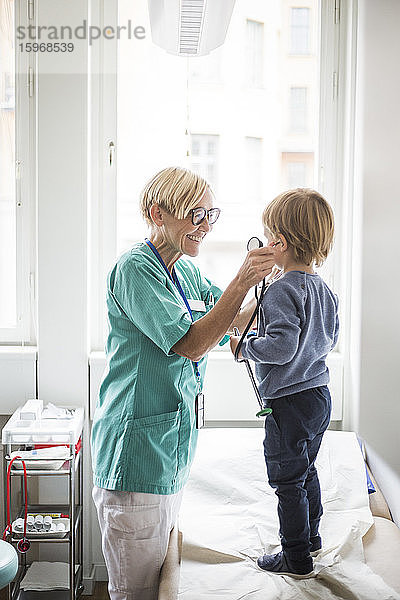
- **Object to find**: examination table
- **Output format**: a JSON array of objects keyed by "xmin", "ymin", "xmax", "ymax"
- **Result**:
[{"xmin": 157, "ymin": 429, "xmax": 400, "ymax": 600}]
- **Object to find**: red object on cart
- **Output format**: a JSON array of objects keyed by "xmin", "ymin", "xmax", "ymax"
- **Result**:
[{"xmin": 31, "ymin": 436, "xmax": 82, "ymax": 455}]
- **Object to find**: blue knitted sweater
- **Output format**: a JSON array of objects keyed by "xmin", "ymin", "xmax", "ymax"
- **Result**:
[{"xmin": 241, "ymin": 271, "xmax": 339, "ymax": 400}]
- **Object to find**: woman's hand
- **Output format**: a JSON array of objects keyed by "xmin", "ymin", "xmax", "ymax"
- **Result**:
[
  {"xmin": 172, "ymin": 248, "xmax": 275, "ymax": 363},
  {"xmin": 235, "ymin": 247, "xmax": 276, "ymax": 293},
  {"xmin": 229, "ymin": 335, "xmax": 243, "ymax": 360}
]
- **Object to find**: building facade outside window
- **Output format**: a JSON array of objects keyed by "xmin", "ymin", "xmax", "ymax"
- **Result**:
[
  {"xmin": 288, "ymin": 161, "xmax": 306, "ymax": 187},
  {"xmin": 189, "ymin": 47, "xmax": 222, "ymax": 84},
  {"xmin": 281, "ymin": 152, "xmax": 314, "ymax": 189},
  {"xmin": 245, "ymin": 136, "xmax": 263, "ymax": 204},
  {"xmin": 289, "ymin": 86, "xmax": 308, "ymax": 132},
  {"xmin": 190, "ymin": 134, "xmax": 219, "ymax": 193}
]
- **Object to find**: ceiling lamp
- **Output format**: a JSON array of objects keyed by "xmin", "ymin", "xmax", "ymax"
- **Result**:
[{"xmin": 148, "ymin": 0, "xmax": 236, "ymax": 56}]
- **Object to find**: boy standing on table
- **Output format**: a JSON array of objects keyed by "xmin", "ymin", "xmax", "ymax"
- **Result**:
[{"xmin": 230, "ymin": 189, "xmax": 339, "ymax": 578}]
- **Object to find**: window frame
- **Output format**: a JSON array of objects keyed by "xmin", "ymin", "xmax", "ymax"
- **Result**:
[
  {"xmin": 0, "ymin": 0, "xmax": 36, "ymax": 344},
  {"xmin": 89, "ymin": 0, "xmax": 118, "ymax": 351}
]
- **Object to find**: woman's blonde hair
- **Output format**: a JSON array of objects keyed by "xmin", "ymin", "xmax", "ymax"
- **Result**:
[
  {"xmin": 262, "ymin": 188, "xmax": 334, "ymax": 267},
  {"xmin": 140, "ymin": 166, "xmax": 211, "ymax": 226}
]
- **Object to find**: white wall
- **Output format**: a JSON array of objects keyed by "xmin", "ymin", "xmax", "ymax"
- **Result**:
[
  {"xmin": 34, "ymin": 0, "xmax": 92, "ymax": 584},
  {"xmin": 355, "ymin": 0, "xmax": 400, "ymax": 478}
]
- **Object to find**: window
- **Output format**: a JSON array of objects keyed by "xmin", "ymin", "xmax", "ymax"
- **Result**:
[
  {"xmin": 245, "ymin": 20, "xmax": 264, "ymax": 87},
  {"xmin": 190, "ymin": 134, "xmax": 219, "ymax": 192},
  {"xmin": 114, "ymin": 0, "xmax": 336, "ymax": 311},
  {"xmin": 289, "ymin": 86, "xmax": 308, "ymax": 132},
  {"xmin": 245, "ymin": 136, "xmax": 263, "ymax": 204},
  {"xmin": 290, "ymin": 7, "xmax": 310, "ymax": 54},
  {"xmin": 0, "ymin": 0, "xmax": 38, "ymax": 343},
  {"xmin": 281, "ymin": 152, "xmax": 314, "ymax": 188},
  {"xmin": 0, "ymin": 0, "xmax": 16, "ymax": 329},
  {"xmin": 288, "ymin": 162, "xmax": 306, "ymax": 187}
]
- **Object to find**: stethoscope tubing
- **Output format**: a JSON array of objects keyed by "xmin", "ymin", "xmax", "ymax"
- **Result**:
[{"xmin": 233, "ymin": 237, "xmax": 281, "ymax": 418}]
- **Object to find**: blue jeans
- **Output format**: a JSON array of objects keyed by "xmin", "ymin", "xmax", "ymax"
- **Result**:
[{"xmin": 263, "ymin": 386, "xmax": 331, "ymax": 562}]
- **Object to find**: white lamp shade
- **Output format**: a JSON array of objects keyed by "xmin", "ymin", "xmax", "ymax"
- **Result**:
[{"xmin": 148, "ymin": 0, "xmax": 236, "ymax": 56}]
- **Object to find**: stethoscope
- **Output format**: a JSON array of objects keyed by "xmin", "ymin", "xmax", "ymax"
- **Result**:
[
  {"xmin": 2, "ymin": 456, "xmax": 30, "ymax": 553},
  {"xmin": 233, "ymin": 236, "xmax": 282, "ymax": 418}
]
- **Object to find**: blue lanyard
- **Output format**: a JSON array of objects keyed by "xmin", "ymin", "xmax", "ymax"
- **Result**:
[{"xmin": 145, "ymin": 239, "xmax": 201, "ymax": 382}]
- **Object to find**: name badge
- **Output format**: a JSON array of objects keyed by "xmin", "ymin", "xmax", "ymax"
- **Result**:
[
  {"xmin": 195, "ymin": 392, "xmax": 205, "ymax": 429},
  {"xmin": 188, "ymin": 299, "xmax": 206, "ymax": 312}
]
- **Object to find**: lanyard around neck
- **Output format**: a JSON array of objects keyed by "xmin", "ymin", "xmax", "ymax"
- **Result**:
[{"xmin": 145, "ymin": 239, "xmax": 201, "ymax": 380}]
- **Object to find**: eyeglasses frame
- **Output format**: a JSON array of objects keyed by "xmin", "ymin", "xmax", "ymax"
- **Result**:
[{"xmin": 189, "ymin": 207, "xmax": 221, "ymax": 226}]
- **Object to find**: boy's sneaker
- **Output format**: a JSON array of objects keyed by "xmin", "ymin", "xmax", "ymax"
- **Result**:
[
  {"xmin": 310, "ymin": 535, "xmax": 322, "ymax": 557},
  {"xmin": 256, "ymin": 551, "xmax": 314, "ymax": 579}
]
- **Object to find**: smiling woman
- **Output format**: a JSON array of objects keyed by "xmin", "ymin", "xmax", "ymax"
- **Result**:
[
  {"xmin": 90, "ymin": 166, "xmax": 276, "ymax": 600},
  {"xmin": 139, "ymin": 166, "xmax": 218, "ymax": 261}
]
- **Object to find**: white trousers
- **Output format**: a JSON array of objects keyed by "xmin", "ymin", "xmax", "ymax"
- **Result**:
[{"xmin": 92, "ymin": 486, "xmax": 183, "ymax": 600}]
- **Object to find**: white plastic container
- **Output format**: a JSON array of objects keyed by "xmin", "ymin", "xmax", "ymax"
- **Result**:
[
  {"xmin": 9, "ymin": 447, "xmax": 71, "ymax": 470},
  {"xmin": 12, "ymin": 517, "xmax": 70, "ymax": 539},
  {"xmin": 19, "ymin": 399, "xmax": 43, "ymax": 421},
  {"xmin": 2, "ymin": 406, "xmax": 84, "ymax": 446}
]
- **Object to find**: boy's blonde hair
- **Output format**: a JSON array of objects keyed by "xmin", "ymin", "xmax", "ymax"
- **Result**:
[
  {"xmin": 140, "ymin": 166, "xmax": 211, "ymax": 226},
  {"xmin": 262, "ymin": 188, "xmax": 334, "ymax": 267}
]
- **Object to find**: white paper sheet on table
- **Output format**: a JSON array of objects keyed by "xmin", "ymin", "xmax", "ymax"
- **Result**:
[{"xmin": 178, "ymin": 429, "xmax": 400, "ymax": 600}]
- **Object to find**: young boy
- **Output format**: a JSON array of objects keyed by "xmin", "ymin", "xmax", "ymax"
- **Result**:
[{"xmin": 230, "ymin": 188, "xmax": 339, "ymax": 578}]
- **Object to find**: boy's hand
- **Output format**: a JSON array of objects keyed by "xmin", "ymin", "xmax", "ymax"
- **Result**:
[{"xmin": 230, "ymin": 335, "xmax": 243, "ymax": 360}]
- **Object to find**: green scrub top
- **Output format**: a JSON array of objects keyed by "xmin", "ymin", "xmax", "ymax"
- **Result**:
[{"xmin": 91, "ymin": 241, "xmax": 228, "ymax": 494}]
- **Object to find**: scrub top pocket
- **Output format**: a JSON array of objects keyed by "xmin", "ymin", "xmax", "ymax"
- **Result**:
[{"xmin": 129, "ymin": 407, "xmax": 182, "ymax": 488}]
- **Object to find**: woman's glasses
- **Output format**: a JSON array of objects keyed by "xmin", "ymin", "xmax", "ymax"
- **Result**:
[{"xmin": 190, "ymin": 207, "xmax": 221, "ymax": 226}]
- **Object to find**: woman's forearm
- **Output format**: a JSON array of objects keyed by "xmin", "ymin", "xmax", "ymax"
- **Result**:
[
  {"xmin": 172, "ymin": 275, "xmax": 248, "ymax": 362},
  {"xmin": 172, "ymin": 246, "xmax": 276, "ymax": 361}
]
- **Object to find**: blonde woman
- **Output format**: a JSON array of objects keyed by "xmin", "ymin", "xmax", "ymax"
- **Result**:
[{"xmin": 91, "ymin": 166, "xmax": 276, "ymax": 600}]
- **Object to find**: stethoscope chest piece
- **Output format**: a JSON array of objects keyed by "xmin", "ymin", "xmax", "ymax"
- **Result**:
[
  {"xmin": 256, "ymin": 408, "xmax": 272, "ymax": 418},
  {"xmin": 17, "ymin": 538, "xmax": 30, "ymax": 553},
  {"xmin": 247, "ymin": 236, "xmax": 263, "ymax": 251}
]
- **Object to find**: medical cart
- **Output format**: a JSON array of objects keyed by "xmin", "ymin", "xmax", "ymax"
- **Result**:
[{"xmin": 2, "ymin": 406, "xmax": 84, "ymax": 600}]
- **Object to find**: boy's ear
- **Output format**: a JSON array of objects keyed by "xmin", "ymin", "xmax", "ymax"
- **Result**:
[
  {"xmin": 149, "ymin": 204, "xmax": 164, "ymax": 227},
  {"xmin": 278, "ymin": 234, "xmax": 288, "ymax": 251}
]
